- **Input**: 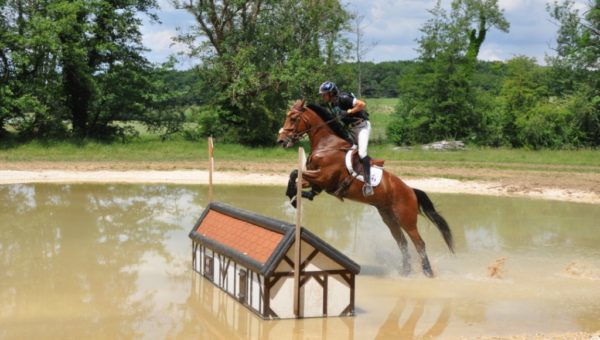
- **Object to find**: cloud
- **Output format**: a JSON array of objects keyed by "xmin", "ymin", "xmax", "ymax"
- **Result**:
[
  {"xmin": 140, "ymin": 0, "xmax": 588, "ymax": 66},
  {"xmin": 140, "ymin": 5, "xmax": 196, "ymax": 66},
  {"xmin": 346, "ymin": 0, "xmax": 578, "ymax": 63},
  {"xmin": 498, "ymin": 0, "xmax": 527, "ymax": 11},
  {"xmin": 368, "ymin": 43, "xmax": 419, "ymax": 62},
  {"xmin": 142, "ymin": 30, "xmax": 174, "ymax": 52}
]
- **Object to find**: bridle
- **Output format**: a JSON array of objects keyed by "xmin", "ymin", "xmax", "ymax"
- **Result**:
[{"xmin": 281, "ymin": 106, "xmax": 337, "ymax": 144}]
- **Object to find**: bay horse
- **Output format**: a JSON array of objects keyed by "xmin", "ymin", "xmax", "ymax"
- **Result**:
[{"xmin": 276, "ymin": 100, "xmax": 453, "ymax": 277}]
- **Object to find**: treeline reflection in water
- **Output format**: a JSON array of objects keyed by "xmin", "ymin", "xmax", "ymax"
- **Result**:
[{"xmin": 1, "ymin": 184, "xmax": 599, "ymax": 338}]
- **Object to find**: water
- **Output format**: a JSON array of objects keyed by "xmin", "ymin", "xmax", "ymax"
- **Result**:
[{"xmin": 1, "ymin": 184, "xmax": 599, "ymax": 339}]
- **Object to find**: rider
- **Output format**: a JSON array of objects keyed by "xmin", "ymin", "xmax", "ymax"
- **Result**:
[{"xmin": 318, "ymin": 81, "xmax": 373, "ymax": 197}]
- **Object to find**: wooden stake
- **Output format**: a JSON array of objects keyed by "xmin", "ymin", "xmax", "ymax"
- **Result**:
[
  {"xmin": 293, "ymin": 146, "xmax": 304, "ymax": 317},
  {"xmin": 208, "ymin": 137, "xmax": 214, "ymax": 202}
]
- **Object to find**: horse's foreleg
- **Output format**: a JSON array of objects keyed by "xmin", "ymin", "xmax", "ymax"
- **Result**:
[
  {"xmin": 285, "ymin": 169, "xmax": 322, "ymax": 208},
  {"xmin": 302, "ymin": 186, "xmax": 322, "ymax": 200},
  {"xmin": 285, "ymin": 170, "xmax": 299, "ymax": 201},
  {"xmin": 378, "ymin": 208, "xmax": 411, "ymax": 276}
]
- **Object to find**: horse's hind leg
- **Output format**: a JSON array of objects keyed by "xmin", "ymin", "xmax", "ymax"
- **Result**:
[
  {"xmin": 391, "ymin": 205, "xmax": 435, "ymax": 278},
  {"xmin": 406, "ymin": 227, "xmax": 434, "ymax": 278},
  {"xmin": 378, "ymin": 208, "xmax": 411, "ymax": 275}
]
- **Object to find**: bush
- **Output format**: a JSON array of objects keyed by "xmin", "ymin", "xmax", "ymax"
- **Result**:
[
  {"xmin": 515, "ymin": 101, "xmax": 578, "ymax": 149},
  {"xmin": 186, "ymin": 105, "xmax": 231, "ymax": 142}
]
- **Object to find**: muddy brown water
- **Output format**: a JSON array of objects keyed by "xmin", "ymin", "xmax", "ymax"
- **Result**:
[{"xmin": 1, "ymin": 184, "xmax": 599, "ymax": 339}]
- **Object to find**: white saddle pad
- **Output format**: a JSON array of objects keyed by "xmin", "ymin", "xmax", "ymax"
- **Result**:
[{"xmin": 345, "ymin": 148, "xmax": 383, "ymax": 187}]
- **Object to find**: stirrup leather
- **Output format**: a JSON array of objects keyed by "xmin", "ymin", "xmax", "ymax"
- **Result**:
[{"xmin": 344, "ymin": 149, "xmax": 383, "ymax": 187}]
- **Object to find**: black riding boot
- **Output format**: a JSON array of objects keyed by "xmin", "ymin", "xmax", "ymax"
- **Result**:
[{"xmin": 361, "ymin": 156, "xmax": 374, "ymax": 197}]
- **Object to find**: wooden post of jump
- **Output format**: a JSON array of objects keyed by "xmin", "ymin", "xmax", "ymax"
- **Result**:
[
  {"xmin": 208, "ymin": 137, "xmax": 214, "ymax": 202},
  {"xmin": 293, "ymin": 147, "xmax": 304, "ymax": 317}
]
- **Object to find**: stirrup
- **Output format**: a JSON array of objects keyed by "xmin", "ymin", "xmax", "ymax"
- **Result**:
[{"xmin": 362, "ymin": 184, "xmax": 374, "ymax": 197}]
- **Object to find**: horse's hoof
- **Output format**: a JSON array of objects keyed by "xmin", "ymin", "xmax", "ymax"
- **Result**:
[
  {"xmin": 423, "ymin": 268, "xmax": 435, "ymax": 278},
  {"xmin": 290, "ymin": 196, "xmax": 297, "ymax": 208}
]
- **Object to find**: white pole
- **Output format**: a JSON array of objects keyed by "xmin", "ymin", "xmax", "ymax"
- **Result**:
[
  {"xmin": 293, "ymin": 146, "xmax": 304, "ymax": 317},
  {"xmin": 208, "ymin": 137, "xmax": 214, "ymax": 202}
]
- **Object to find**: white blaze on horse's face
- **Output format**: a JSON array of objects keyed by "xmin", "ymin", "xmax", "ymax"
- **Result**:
[
  {"xmin": 278, "ymin": 102, "xmax": 306, "ymax": 148},
  {"xmin": 276, "ymin": 110, "xmax": 296, "ymax": 148}
]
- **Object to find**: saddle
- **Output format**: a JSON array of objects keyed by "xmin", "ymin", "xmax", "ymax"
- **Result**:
[{"xmin": 331, "ymin": 148, "xmax": 384, "ymax": 198}]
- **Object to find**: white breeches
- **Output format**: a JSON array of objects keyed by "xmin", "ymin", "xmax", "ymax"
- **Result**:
[{"xmin": 350, "ymin": 120, "xmax": 371, "ymax": 159}]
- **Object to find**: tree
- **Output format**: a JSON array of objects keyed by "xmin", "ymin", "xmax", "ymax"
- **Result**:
[
  {"xmin": 174, "ymin": 0, "xmax": 352, "ymax": 146},
  {"xmin": 387, "ymin": 0, "xmax": 509, "ymax": 145},
  {"xmin": 53, "ymin": 0, "xmax": 160, "ymax": 138},
  {"xmin": 350, "ymin": 11, "xmax": 377, "ymax": 97},
  {"xmin": 499, "ymin": 56, "xmax": 549, "ymax": 147},
  {"xmin": 0, "ymin": 0, "xmax": 182, "ymax": 141},
  {"xmin": 547, "ymin": 0, "xmax": 600, "ymax": 146},
  {"xmin": 460, "ymin": 0, "xmax": 509, "ymax": 61},
  {"xmin": 0, "ymin": 0, "xmax": 65, "ymax": 138}
]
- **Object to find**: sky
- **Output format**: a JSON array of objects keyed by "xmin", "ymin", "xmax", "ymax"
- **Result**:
[{"xmin": 139, "ymin": 0, "xmax": 589, "ymax": 68}]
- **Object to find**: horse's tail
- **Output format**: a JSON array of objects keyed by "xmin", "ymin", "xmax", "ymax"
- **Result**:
[{"xmin": 413, "ymin": 188, "xmax": 454, "ymax": 253}]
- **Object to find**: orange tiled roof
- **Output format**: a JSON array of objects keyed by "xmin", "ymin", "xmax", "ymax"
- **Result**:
[{"xmin": 196, "ymin": 210, "xmax": 284, "ymax": 264}]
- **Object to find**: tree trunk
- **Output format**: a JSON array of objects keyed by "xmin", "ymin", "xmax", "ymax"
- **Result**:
[
  {"xmin": 466, "ymin": 16, "xmax": 487, "ymax": 61},
  {"xmin": 63, "ymin": 62, "xmax": 91, "ymax": 138}
]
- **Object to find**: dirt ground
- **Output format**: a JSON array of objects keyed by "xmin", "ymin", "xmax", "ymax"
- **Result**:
[{"xmin": 1, "ymin": 159, "xmax": 599, "ymax": 204}]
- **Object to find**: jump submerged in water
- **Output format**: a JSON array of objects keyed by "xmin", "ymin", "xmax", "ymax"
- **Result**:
[{"xmin": 277, "ymin": 100, "xmax": 453, "ymax": 278}]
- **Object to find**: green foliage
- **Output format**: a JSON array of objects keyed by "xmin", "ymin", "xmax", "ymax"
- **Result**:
[
  {"xmin": 1, "ymin": 0, "xmax": 65, "ymax": 138},
  {"xmin": 546, "ymin": 0, "xmax": 600, "ymax": 147},
  {"xmin": 2, "ymin": 0, "xmax": 598, "ymax": 150},
  {"xmin": 0, "ymin": 86, "xmax": 14, "ymax": 136},
  {"xmin": 334, "ymin": 61, "xmax": 416, "ymax": 98},
  {"xmin": 387, "ymin": 0, "xmax": 509, "ymax": 146},
  {"xmin": 174, "ymin": 0, "xmax": 352, "ymax": 146},
  {"xmin": 515, "ymin": 101, "xmax": 573, "ymax": 149},
  {"xmin": 567, "ymin": 88, "xmax": 600, "ymax": 146},
  {"xmin": 0, "ymin": 0, "xmax": 186, "ymax": 142},
  {"xmin": 386, "ymin": 0, "xmax": 597, "ymax": 149},
  {"xmin": 471, "ymin": 89, "xmax": 507, "ymax": 147}
]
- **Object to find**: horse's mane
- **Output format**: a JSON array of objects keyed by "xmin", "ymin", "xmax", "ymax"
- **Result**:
[
  {"xmin": 306, "ymin": 103, "xmax": 334, "ymax": 122},
  {"xmin": 306, "ymin": 103, "xmax": 352, "ymax": 143}
]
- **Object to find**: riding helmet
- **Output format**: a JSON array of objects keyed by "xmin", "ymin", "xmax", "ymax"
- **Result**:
[{"xmin": 319, "ymin": 81, "xmax": 338, "ymax": 96}]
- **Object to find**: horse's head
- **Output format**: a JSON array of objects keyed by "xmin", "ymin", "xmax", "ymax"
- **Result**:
[{"xmin": 277, "ymin": 99, "xmax": 310, "ymax": 148}]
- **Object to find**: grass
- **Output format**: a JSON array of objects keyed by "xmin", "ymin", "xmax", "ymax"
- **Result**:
[
  {"xmin": 369, "ymin": 145, "xmax": 600, "ymax": 166},
  {"xmin": 1, "ymin": 136, "xmax": 599, "ymax": 170},
  {"xmin": 366, "ymin": 98, "xmax": 397, "ymax": 142}
]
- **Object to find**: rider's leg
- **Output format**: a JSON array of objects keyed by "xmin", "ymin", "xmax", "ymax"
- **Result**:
[
  {"xmin": 356, "ymin": 121, "xmax": 373, "ymax": 197},
  {"xmin": 361, "ymin": 155, "xmax": 373, "ymax": 196}
]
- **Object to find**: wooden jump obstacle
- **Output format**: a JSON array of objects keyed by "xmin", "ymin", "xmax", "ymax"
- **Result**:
[
  {"xmin": 190, "ymin": 138, "xmax": 360, "ymax": 319},
  {"xmin": 189, "ymin": 202, "xmax": 360, "ymax": 319}
]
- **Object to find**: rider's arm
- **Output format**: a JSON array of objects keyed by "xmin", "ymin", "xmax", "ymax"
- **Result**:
[{"xmin": 347, "ymin": 98, "xmax": 366, "ymax": 115}]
